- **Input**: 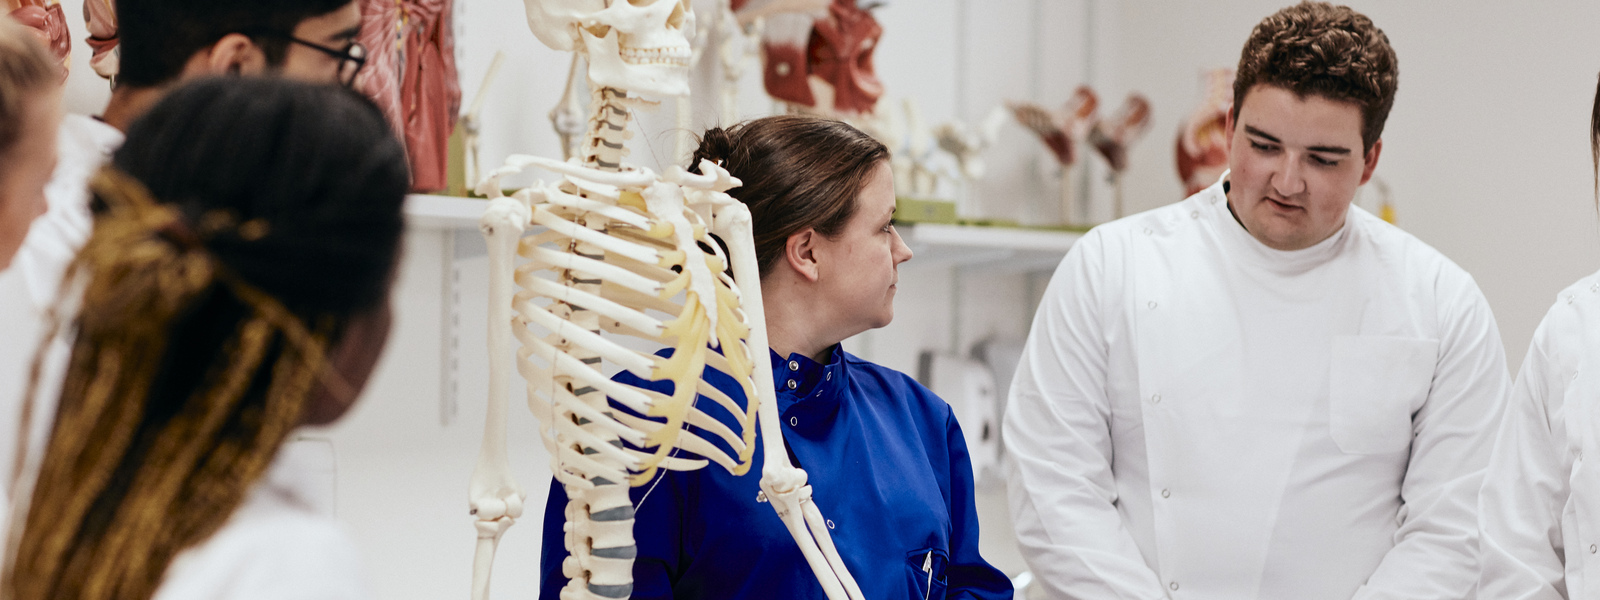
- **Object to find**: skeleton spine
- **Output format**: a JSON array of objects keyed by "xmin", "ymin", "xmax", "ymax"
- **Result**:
[{"xmin": 563, "ymin": 85, "xmax": 636, "ymax": 600}]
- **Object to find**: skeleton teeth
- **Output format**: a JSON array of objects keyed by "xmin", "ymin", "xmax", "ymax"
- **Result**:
[{"xmin": 618, "ymin": 45, "xmax": 691, "ymax": 67}]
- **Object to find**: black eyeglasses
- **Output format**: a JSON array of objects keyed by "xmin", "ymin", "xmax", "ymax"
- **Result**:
[{"xmin": 252, "ymin": 32, "xmax": 367, "ymax": 87}]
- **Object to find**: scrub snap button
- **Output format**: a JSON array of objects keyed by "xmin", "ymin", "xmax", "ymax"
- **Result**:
[
  {"xmin": 827, "ymin": 520, "xmax": 835, "ymax": 529},
  {"xmin": 786, "ymin": 379, "xmax": 798, "ymax": 390},
  {"xmin": 789, "ymin": 417, "xmax": 798, "ymax": 426},
  {"xmin": 788, "ymin": 360, "xmax": 800, "ymax": 371}
]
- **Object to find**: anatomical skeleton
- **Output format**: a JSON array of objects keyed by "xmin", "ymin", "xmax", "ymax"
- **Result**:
[{"xmin": 466, "ymin": 1, "xmax": 863, "ymax": 599}]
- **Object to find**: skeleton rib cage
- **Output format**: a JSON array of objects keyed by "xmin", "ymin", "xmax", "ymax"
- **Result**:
[{"xmin": 469, "ymin": 144, "xmax": 866, "ymax": 600}]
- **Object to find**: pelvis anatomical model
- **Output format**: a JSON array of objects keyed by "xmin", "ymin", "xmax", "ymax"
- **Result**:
[
  {"xmin": 759, "ymin": 0, "xmax": 882, "ymax": 115},
  {"xmin": 1009, "ymin": 86, "xmax": 1099, "ymax": 226},
  {"xmin": 468, "ymin": 2, "xmax": 863, "ymax": 600},
  {"xmin": 1176, "ymin": 68, "xmax": 1234, "ymax": 197}
]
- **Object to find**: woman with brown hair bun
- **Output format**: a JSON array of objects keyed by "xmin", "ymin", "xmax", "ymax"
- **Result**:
[{"xmin": 539, "ymin": 115, "xmax": 1013, "ymax": 599}]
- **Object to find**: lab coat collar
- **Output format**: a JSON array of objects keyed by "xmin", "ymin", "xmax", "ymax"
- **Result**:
[
  {"xmin": 770, "ymin": 346, "xmax": 849, "ymax": 435},
  {"xmin": 1206, "ymin": 172, "xmax": 1351, "ymax": 276}
]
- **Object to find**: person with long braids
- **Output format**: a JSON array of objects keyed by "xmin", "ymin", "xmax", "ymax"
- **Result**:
[
  {"xmin": 537, "ymin": 115, "xmax": 1013, "ymax": 599},
  {"xmin": 1477, "ymin": 79, "xmax": 1600, "ymax": 599},
  {"xmin": 1, "ymin": 77, "xmax": 407, "ymax": 600}
]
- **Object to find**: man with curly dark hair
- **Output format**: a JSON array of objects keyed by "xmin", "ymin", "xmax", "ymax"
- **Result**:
[{"xmin": 1004, "ymin": 3, "xmax": 1506, "ymax": 598}]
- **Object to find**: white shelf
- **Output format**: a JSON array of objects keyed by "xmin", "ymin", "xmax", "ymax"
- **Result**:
[
  {"xmin": 898, "ymin": 223, "xmax": 1081, "ymax": 272},
  {"xmin": 405, "ymin": 194, "xmax": 485, "ymax": 229}
]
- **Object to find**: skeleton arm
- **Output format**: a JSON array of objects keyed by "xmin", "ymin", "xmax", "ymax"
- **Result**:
[
  {"xmin": 712, "ymin": 198, "xmax": 866, "ymax": 600},
  {"xmin": 467, "ymin": 195, "xmax": 533, "ymax": 600}
]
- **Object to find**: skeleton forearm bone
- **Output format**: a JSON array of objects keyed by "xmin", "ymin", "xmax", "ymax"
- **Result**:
[{"xmin": 713, "ymin": 202, "xmax": 866, "ymax": 600}]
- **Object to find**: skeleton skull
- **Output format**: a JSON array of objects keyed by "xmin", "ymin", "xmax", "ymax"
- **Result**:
[{"xmin": 525, "ymin": 0, "xmax": 696, "ymax": 97}]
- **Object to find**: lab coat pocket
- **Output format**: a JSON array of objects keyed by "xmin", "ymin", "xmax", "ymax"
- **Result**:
[
  {"xmin": 905, "ymin": 548, "xmax": 948, "ymax": 600},
  {"xmin": 1328, "ymin": 335, "xmax": 1437, "ymax": 455}
]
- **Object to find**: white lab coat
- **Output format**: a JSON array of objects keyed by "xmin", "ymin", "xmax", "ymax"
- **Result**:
[
  {"xmin": 1005, "ymin": 175, "xmax": 1508, "ymax": 599},
  {"xmin": 152, "ymin": 441, "xmax": 374, "ymax": 600},
  {"xmin": 0, "ymin": 114, "xmax": 121, "ymax": 541},
  {"xmin": 1478, "ymin": 271, "xmax": 1600, "ymax": 599}
]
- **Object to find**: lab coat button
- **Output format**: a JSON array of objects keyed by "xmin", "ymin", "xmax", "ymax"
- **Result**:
[
  {"xmin": 788, "ymin": 360, "xmax": 800, "ymax": 371},
  {"xmin": 1151, "ymin": 394, "xmax": 1161, "ymax": 404},
  {"xmin": 1590, "ymin": 544, "xmax": 1597, "ymax": 554},
  {"xmin": 1569, "ymin": 295, "xmax": 1577, "ymax": 305},
  {"xmin": 1190, "ymin": 211, "xmax": 1199, "ymax": 219},
  {"xmin": 1161, "ymin": 489, "xmax": 1170, "ymax": 498},
  {"xmin": 1143, "ymin": 227, "xmax": 1153, "ymax": 235},
  {"xmin": 1170, "ymin": 582, "xmax": 1180, "ymax": 591},
  {"xmin": 786, "ymin": 379, "xmax": 798, "ymax": 390},
  {"xmin": 1148, "ymin": 301, "xmax": 1158, "ymax": 309}
]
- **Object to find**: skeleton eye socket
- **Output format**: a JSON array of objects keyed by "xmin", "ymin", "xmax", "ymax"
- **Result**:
[{"xmin": 668, "ymin": 0, "xmax": 687, "ymax": 29}]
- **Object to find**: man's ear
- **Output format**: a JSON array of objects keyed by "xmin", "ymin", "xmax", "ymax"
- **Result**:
[
  {"xmin": 182, "ymin": 33, "xmax": 269, "ymax": 79},
  {"xmin": 783, "ymin": 229, "xmax": 821, "ymax": 283},
  {"xmin": 1222, "ymin": 107, "xmax": 1236, "ymax": 156},
  {"xmin": 1359, "ymin": 138, "xmax": 1383, "ymax": 186}
]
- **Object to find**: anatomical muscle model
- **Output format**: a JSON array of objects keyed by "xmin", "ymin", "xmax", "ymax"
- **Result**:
[
  {"xmin": 6, "ymin": 0, "xmax": 67, "ymax": 77},
  {"xmin": 759, "ymin": 0, "xmax": 882, "ymax": 116},
  {"xmin": 466, "ymin": 2, "xmax": 863, "ymax": 600}
]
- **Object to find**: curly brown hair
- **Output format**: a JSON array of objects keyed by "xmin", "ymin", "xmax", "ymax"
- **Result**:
[{"xmin": 1232, "ymin": 1, "xmax": 1397, "ymax": 153}]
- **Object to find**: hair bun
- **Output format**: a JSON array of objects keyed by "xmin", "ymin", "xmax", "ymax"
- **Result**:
[{"xmin": 689, "ymin": 126, "xmax": 734, "ymax": 174}]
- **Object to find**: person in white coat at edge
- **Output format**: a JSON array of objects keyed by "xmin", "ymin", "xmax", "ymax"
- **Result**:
[
  {"xmin": 1476, "ymin": 80, "xmax": 1600, "ymax": 600},
  {"xmin": 0, "ymin": 0, "xmax": 366, "ymax": 544},
  {"xmin": 1003, "ymin": 2, "xmax": 1509, "ymax": 599}
]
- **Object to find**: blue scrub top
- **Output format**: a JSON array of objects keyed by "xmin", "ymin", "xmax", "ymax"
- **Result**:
[{"xmin": 538, "ymin": 345, "xmax": 1013, "ymax": 600}]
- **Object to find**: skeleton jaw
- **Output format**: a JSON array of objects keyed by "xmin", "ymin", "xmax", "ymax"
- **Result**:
[{"xmin": 584, "ymin": 27, "xmax": 691, "ymax": 96}]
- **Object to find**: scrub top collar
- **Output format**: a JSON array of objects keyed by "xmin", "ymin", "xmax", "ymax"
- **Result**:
[{"xmin": 770, "ymin": 346, "xmax": 849, "ymax": 435}]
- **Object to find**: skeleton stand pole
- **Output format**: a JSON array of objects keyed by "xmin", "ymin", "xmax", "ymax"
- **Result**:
[
  {"xmin": 1060, "ymin": 166, "xmax": 1078, "ymax": 227},
  {"xmin": 1112, "ymin": 170, "xmax": 1126, "ymax": 220}
]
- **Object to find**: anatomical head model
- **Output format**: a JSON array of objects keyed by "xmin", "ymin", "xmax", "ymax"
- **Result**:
[
  {"xmin": 469, "ymin": 2, "xmax": 865, "ymax": 600},
  {"xmin": 1175, "ymin": 68, "xmax": 1233, "ymax": 197},
  {"xmin": 760, "ymin": 0, "xmax": 882, "ymax": 115}
]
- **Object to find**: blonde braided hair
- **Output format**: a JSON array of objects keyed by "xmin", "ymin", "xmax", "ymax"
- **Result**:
[{"xmin": 2, "ymin": 167, "xmax": 337, "ymax": 600}]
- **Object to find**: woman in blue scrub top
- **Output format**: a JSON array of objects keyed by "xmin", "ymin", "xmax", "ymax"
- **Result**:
[{"xmin": 539, "ymin": 115, "xmax": 1013, "ymax": 600}]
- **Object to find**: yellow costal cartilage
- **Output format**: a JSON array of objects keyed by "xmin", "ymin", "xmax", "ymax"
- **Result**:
[
  {"xmin": 713, "ymin": 294, "xmax": 758, "ymax": 475},
  {"xmin": 618, "ymin": 190, "xmax": 647, "ymax": 211},
  {"xmin": 631, "ymin": 294, "xmax": 713, "ymax": 485}
]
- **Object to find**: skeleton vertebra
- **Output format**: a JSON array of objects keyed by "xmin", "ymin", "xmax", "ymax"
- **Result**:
[{"xmin": 469, "ymin": 2, "xmax": 863, "ymax": 599}]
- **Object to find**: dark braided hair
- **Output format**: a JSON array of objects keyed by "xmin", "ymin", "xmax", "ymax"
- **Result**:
[
  {"xmin": 3, "ymin": 77, "xmax": 408, "ymax": 600},
  {"xmin": 689, "ymin": 115, "xmax": 888, "ymax": 277}
]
